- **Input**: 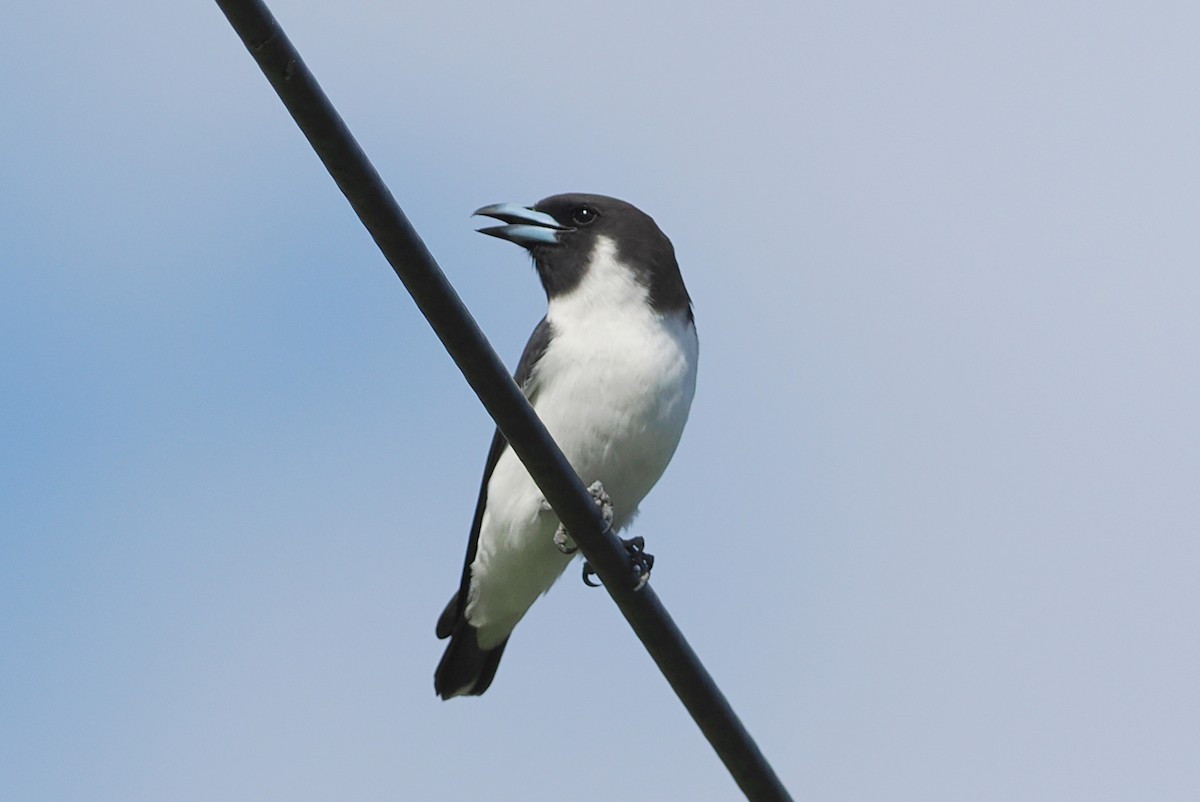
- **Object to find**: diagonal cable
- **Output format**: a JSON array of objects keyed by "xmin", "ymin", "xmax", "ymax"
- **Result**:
[{"xmin": 213, "ymin": 2, "xmax": 793, "ymax": 799}]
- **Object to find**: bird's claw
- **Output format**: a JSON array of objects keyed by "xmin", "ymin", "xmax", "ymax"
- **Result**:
[
  {"xmin": 552, "ymin": 480, "xmax": 613, "ymax": 555},
  {"xmin": 553, "ymin": 529, "xmax": 578, "ymax": 555},
  {"xmin": 582, "ymin": 535, "xmax": 654, "ymax": 591},
  {"xmin": 548, "ymin": 480, "xmax": 651, "ymax": 588}
]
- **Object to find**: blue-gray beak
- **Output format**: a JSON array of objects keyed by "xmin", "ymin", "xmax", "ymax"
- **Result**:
[{"xmin": 474, "ymin": 202, "xmax": 568, "ymax": 247}]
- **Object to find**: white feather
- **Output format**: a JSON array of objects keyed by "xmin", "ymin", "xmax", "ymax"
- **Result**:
[{"xmin": 466, "ymin": 236, "xmax": 698, "ymax": 648}]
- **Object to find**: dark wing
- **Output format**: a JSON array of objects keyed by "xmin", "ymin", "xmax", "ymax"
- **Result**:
[{"xmin": 436, "ymin": 317, "xmax": 554, "ymax": 637}]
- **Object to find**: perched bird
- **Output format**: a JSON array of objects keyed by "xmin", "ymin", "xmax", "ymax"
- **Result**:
[{"xmin": 434, "ymin": 193, "xmax": 699, "ymax": 699}]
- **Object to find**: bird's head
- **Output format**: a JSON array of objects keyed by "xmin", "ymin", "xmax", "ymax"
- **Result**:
[{"xmin": 474, "ymin": 193, "xmax": 689, "ymax": 313}]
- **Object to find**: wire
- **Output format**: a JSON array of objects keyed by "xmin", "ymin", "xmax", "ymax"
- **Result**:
[{"xmin": 214, "ymin": 2, "xmax": 794, "ymax": 799}]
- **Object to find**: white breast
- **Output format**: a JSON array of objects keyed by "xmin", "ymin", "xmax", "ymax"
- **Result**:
[
  {"xmin": 466, "ymin": 237, "xmax": 698, "ymax": 647},
  {"xmin": 532, "ymin": 239, "xmax": 697, "ymax": 525}
]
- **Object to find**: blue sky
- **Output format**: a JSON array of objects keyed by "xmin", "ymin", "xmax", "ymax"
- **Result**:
[{"xmin": 3, "ymin": 2, "xmax": 1198, "ymax": 800}]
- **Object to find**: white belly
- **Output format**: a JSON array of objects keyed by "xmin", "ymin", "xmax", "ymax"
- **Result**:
[{"xmin": 466, "ymin": 308, "xmax": 698, "ymax": 648}]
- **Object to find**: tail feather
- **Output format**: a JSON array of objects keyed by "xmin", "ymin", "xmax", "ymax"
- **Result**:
[
  {"xmin": 435, "ymin": 592, "xmax": 460, "ymax": 640},
  {"xmin": 434, "ymin": 592, "xmax": 508, "ymax": 699}
]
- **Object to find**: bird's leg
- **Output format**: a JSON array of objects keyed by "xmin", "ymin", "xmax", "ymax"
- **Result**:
[
  {"xmin": 582, "ymin": 536, "xmax": 654, "ymax": 591},
  {"xmin": 576, "ymin": 480, "xmax": 652, "ymax": 590},
  {"xmin": 552, "ymin": 480, "xmax": 613, "ymax": 555},
  {"xmin": 550, "ymin": 483, "xmax": 653, "ymax": 590}
]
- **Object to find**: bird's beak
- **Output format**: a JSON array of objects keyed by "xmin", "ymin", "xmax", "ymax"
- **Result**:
[{"xmin": 473, "ymin": 203, "xmax": 568, "ymax": 247}]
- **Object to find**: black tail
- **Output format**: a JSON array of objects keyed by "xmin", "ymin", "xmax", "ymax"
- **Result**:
[{"xmin": 434, "ymin": 592, "xmax": 508, "ymax": 699}]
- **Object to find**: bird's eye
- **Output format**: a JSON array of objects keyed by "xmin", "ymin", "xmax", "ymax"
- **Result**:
[{"xmin": 571, "ymin": 206, "xmax": 597, "ymax": 226}]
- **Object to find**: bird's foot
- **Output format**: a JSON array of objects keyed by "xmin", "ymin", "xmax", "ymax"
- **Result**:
[
  {"xmin": 552, "ymin": 530, "xmax": 577, "ymax": 554},
  {"xmin": 582, "ymin": 535, "xmax": 654, "ymax": 591},
  {"xmin": 552, "ymin": 480, "xmax": 613, "ymax": 555}
]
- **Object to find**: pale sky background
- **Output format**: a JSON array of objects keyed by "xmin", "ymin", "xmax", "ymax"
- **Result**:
[{"xmin": 3, "ymin": 2, "xmax": 1198, "ymax": 800}]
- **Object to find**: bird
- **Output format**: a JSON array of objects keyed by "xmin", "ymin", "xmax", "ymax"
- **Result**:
[{"xmin": 434, "ymin": 193, "xmax": 699, "ymax": 699}]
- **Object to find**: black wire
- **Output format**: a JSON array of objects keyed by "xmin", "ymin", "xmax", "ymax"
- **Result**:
[{"xmin": 213, "ymin": 2, "xmax": 794, "ymax": 799}]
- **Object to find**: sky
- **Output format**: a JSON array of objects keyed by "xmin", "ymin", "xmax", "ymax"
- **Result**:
[{"xmin": 2, "ymin": 1, "xmax": 1198, "ymax": 800}]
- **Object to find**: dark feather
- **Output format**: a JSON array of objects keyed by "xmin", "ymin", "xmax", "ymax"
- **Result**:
[
  {"xmin": 433, "ymin": 317, "xmax": 554, "ymax": 696},
  {"xmin": 434, "ymin": 618, "xmax": 509, "ymax": 698}
]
